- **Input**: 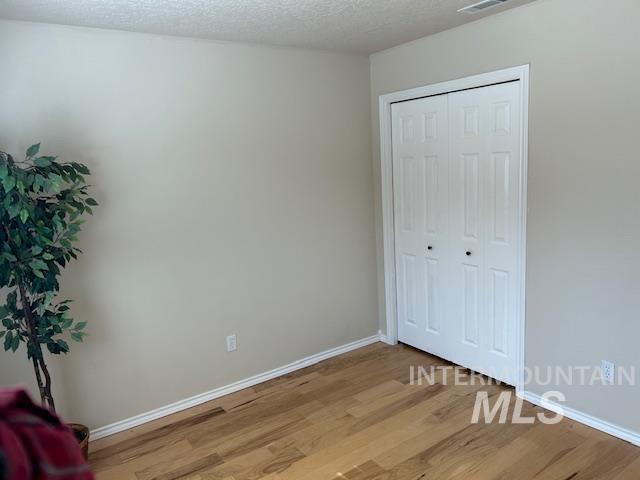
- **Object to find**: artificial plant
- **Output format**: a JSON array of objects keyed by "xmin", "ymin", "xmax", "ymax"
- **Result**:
[{"xmin": 0, "ymin": 143, "xmax": 97, "ymax": 412}]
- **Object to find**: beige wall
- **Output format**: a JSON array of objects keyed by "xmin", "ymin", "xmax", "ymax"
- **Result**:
[
  {"xmin": 2, "ymin": 0, "xmax": 639, "ymax": 438},
  {"xmin": 371, "ymin": 0, "xmax": 640, "ymax": 432},
  {"xmin": 0, "ymin": 20, "xmax": 377, "ymax": 429}
]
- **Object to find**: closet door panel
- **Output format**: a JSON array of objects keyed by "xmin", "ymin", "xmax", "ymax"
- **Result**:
[
  {"xmin": 448, "ymin": 82, "xmax": 520, "ymax": 384},
  {"xmin": 483, "ymin": 82, "xmax": 521, "ymax": 373},
  {"xmin": 449, "ymin": 88, "xmax": 487, "ymax": 370},
  {"xmin": 392, "ymin": 94, "xmax": 450, "ymax": 356}
]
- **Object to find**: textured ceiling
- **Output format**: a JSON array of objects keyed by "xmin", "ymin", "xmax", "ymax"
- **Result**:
[{"xmin": 0, "ymin": 0, "xmax": 536, "ymax": 54}]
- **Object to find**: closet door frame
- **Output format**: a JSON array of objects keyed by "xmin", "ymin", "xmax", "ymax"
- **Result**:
[{"xmin": 379, "ymin": 65, "xmax": 529, "ymax": 395}]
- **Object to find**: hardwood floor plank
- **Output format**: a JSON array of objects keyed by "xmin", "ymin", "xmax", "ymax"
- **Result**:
[
  {"xmin": 198, "ymin": 447, "xmax": 274, "ymax": 480},
  {"xmin": 136, "ymin": 452, "xmax": 223, "ymax": 480},
  {"xmin": 530, "ymin": 437, "xmax": 640, "ymax": 480},
  {"xmin": 335, "ymin": 460, "xmax": 386, "ymax": 479},
  {"xmin": 236, "ymin": 446, "xmax": 306, "ymax": 480},
  {"xmin": 613, "ymin": 455, "xmax": 640, "ymax": 480},
  {"xmin": 92, "ymin": 440, "xmax": 193, "ymax": 478},
  {"xmin": 92, "ymin": 406, "xmax": 226, "ymax": 466}
]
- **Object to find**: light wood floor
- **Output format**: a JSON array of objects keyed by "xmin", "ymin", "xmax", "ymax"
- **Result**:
[{"xmin": 90, "ymin": 343, "xmax": 640, "ymax": 480}]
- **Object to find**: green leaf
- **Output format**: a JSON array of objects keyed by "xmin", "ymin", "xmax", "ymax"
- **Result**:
[
  {"xmin": 7, "ymin": 203, "xmax": 21, "ymax": 219},
  {"xmin": 0, "ymin": 163, "xmax": 8, "ymax": 179},
  {"xmin": 42, "ymin": 253, "xmax": 55, "ymax": 260},
  {"xmin": 74, "ymin": 163, "xmax": 91, "ymax": 175},
  {"xmin": 11, "ymin": 334, "xmax": 19, "ymax": 352},
  {"xmin": 19, "ymin": 209, "xmax": 29, "ymax": 223},
  {"xmin": 29, "ymin": 259, "xmax": 48, "ymax": 271},
  {"xmin": 56, "ymin": 339, "xmax": 69, "ymax": 353},
  {"xmin": 74, "ymin": 321, "xmax": 87, "ymax": 331},
  {"xmin": 71, "ymin": 331, "xmax": 85, "ymax": 343},
  {"xmin": 34, "ymin": 156, "xmax": 54, "ymax": 168},
  {"xmin": 0, "ymin": 331, "xmax": 5, "ymax": 339},
  {"xmin": 3, "ymin": 331, "xmax": 13, "ymax": 351},
  {"xmin": 85, "ymin": 197, "xmax": 98, "ymax": 206},
  {"xmin": 7, "ymin": 292, "xmax": 17, "ymax": 309},
  {"xmin": 44, "ymin": 291, "xmax": 55, "ymax": 306},
  {"xmin": 32, "ymin": 246, "xmax": 43, "ymax": 255},
  {"xmin": 33, "ymin": 270, "xmax": 45, "ymax": 279},
  {"xmin": 26, "ymin": 143, "xmax": 41, "ymax": 158},
  {"xmin": 35, "ymin": 303, "xmax": 47, "ymax": 316},
  {"xmin": 2, "ymin": 318, "xmax": 13, "ymax": 329},
  {"xmin": 2, "ymin": 175, "xmax": 16, "ymax": 193}
]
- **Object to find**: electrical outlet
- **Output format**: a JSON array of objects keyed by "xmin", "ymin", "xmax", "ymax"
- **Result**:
[
  {"xmin": 226, "ymin": 334, "xmax": 237, "ymax": 352},
  {"xmin": 601, "ymin": 360, "xmax": 615, "ymax": 383}
]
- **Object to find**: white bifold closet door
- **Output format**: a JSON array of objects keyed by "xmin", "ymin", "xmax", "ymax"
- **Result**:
[{"xmin": 392, "ymin": 81, "xmax": 521, "ymax": 385}]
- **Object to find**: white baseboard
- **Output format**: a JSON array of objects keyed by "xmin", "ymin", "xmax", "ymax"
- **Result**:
[
  {"xmin": 521, "ymin": 391, "xmax": 640, "ymax": 447},
  {"xmin": 91, "ymin": 338, "xmax": 640, "ymax": 448},
  {"xmin": 90, "ymin": 333, "xmax": 382, "ymax": 441},
  {"xmin": 378, "ymin": 330, "xmax": 395, "ymax": 346}
]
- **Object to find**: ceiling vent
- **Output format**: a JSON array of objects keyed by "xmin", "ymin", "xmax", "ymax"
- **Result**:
[{"xmin": 458, "ymin": 0, "xmax": 510, "ymax": 14}]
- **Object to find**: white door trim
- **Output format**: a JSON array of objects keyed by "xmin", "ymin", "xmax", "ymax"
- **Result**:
[{"xmin": 378, "ymin": 65, "xmax": 530, "ymax": 394}]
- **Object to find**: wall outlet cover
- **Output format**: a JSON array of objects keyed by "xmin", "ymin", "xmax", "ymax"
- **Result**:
[
  {"xmin": 226, "ymin": 334, "xmax": 237, "ymax": 352},
  {"xmin": 601, "ymin": 360, "xmax": 615, "ymax": 383}
]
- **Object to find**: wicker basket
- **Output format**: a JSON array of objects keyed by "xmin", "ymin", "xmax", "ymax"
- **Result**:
[{"xmin": 69, "ymin": 423, "xmax": 90, "ymax": 460}]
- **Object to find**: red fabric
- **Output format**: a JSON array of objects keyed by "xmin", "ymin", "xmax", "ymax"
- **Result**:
[{"xmin": 0, "ymin": 388, "xmax": 93, "ymax": 480}]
